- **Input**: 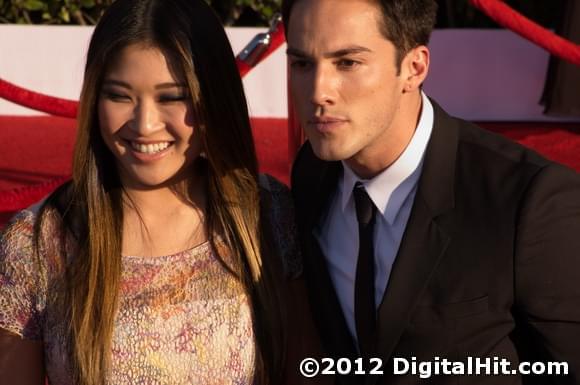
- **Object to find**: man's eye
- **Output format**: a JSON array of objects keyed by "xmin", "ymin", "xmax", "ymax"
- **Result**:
[
  {"xmin": 290, "ymin": 60, "xmax": 312, "ymax": 70},
  {"xmin": 337, "ymin": 59, "xmax": 359, "ymax": 69}
]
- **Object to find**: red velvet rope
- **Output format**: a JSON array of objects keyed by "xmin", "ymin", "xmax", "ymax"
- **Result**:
[
  {"xmin": 0, "ymin": 78, "xmax": 79, "ymax": 118},
  {"xmin": 236, "ymin": 23, "xmax": 286, "ymax": 78},
  {"xmin": 0, "ymin": 24, "xmax": 287, "ymax": 216},
  {"xmin": 471, "ymin": 0, "xmax": 580, "ymax": 66}
]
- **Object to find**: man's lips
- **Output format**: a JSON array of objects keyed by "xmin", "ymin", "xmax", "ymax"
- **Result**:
[
  {"xmin": 307, "ymin": 117, "xmax": 348, "ymax": 133},
  {"xmin": 307, "ymin": 116, "xmax": 348, "ymax": 124}
]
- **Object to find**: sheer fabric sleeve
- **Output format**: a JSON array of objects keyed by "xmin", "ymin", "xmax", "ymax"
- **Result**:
[{"xmin": 0, "ymin": 210, "xmax": 47, "ymax": 340}]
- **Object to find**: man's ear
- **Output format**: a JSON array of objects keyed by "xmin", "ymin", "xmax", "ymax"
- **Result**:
[{"xmin": 402, "ymin": 45, "xmax": 429, "ymax": 93}]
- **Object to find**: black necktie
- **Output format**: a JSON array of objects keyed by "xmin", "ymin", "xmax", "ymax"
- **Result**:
[{"xmin": 353, "ymin": 182, "xmax": 377, "ymax": 358}]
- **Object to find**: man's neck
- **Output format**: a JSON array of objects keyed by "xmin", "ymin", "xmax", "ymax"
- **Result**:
[{"xmin": 346, "ymin": 91, "xmax": 423, "ymax": 180}]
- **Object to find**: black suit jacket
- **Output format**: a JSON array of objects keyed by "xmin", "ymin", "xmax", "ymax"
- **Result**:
[{"xmin": 291, "ymin": 100, "xmax": 580, "ymax": 385}]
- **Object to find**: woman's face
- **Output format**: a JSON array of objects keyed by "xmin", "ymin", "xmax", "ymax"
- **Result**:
[{"xmin": 98, "ymin": 44, "xmax": 201, "ymax": 189}]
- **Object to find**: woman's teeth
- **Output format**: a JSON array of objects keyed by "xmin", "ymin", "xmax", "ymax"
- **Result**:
[{"xmin": 130, "ymin": 141, "xmax": 171, "ymax": 154}]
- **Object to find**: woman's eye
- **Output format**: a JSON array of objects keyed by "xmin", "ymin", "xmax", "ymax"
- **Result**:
[
  {"xmin": 102, "ymin": 91, "xmax": 131, "ymax": 102},
  {"xmin": 158, "ymin": 94, "xmax": 189, "ymax": 103}
]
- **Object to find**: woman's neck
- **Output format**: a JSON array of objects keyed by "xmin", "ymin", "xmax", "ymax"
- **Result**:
[{"xmin": 120, "ymin": 172, "xmax": 208, "ymax": 257}]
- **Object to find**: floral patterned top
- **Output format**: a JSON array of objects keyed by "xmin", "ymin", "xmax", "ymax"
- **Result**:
[{"xmin": 0, "ymin": 175, "xmax": 300, "ymax": 385}]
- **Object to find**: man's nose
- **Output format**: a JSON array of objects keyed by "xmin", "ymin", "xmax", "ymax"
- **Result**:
[
  {"xmin": 310, "ymin": 64, "xmax": 336, "ymax": 107},
  {"xmin": 129, "ymin": 99, "xmax": 163, "ymax": 135}
]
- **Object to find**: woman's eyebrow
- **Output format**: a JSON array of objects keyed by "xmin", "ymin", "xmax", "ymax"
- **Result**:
[
  {"xmin": 102, "ymin": 79, "xmax": 132, "ymax": 89},
  {"xmin": 101, "ymin": 80, "xmax": 187, "ymax": 90},
  {"xmin": 155, "ymin": 82, "xmax": 187, "ymax": 90}
]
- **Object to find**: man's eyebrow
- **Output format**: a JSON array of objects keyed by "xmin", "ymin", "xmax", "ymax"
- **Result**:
[
  {"xmin": 101, "ymin": 80, "xmax": 187, "ymax": 90},
  {"xmin": 286, "ymin": 45, "xmax": 372, "ymax": 59}
]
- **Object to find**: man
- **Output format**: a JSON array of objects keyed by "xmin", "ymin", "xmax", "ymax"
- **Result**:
[{"xmin": 283, "ymin": 0, "xmax": 580, "ymax": 384}]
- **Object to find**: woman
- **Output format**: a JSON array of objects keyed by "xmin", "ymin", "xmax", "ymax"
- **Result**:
[{"xmin": 0, "ymin": 0, "xmax": 309, "ymax": 384}]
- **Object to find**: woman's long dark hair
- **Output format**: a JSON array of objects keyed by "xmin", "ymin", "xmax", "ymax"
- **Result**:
[{"xmin": 34, "ymin": 1, "xmax": 286, "ymax": 383}]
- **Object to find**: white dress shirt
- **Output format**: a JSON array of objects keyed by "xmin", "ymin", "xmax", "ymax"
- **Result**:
[{"xmin": 314, "ymin": 92, "xmax": 434, "ymax": 343}]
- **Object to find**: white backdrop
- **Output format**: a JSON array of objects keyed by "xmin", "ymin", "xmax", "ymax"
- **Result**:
[{"xmin": 0, "ymin": 25, "xmax": 576, "ymax": 121}]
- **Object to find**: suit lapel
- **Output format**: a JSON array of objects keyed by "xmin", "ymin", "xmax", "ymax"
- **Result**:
[
  {"xmin": 372, "ymin": 197, "xmax": 450, "ymax": 367},
  {"xmin": 371, "ymin": 100, "xmax": 459, "ymax": 378},
  {"xmin": 301, "ymin": 160, "xmax": 360, "ymax": 363}
]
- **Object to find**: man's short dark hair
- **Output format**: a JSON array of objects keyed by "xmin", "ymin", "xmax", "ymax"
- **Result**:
[{"xmin": 282, "ymin": 0, "xmax": 438, "ymax": 69}]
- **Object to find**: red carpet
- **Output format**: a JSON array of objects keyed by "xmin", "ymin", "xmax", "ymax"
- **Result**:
[
  {"xmin": 1, "ymin": 116, "xmax": 579, "ymax": 227},
  {"xmin": 483, "ymin": 122, "xmax": 580, "ymax": 169}
]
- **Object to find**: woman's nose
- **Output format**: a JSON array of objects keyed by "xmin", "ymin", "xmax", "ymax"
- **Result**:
[{"xmin": 129, "ymin": 99, "xmax": 163, "ymax": 135}]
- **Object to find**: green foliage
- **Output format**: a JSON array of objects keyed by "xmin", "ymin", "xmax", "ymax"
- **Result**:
[
  {"xmin": 0, "ymin": 0, "xmax": 114, "ymax": 25},
  {"xmin": 0, "ymin": 0, "xmax": 560, "ymax": 28},
  {"xmin": 438, "ymin": 0, "xmax": 559, "ymax": 29},
  {"xmin": 0, "ymin": 0, "xmax": 281, "ymax": 26},
  {"xmin": 206, "ymin": 0, "xmax": 281, "ymax": 26}
]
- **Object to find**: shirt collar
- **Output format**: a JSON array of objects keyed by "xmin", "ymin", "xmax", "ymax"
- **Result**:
[{"xmin": 340, "ymin": 91, "xmax": 434, "ymax": 224}]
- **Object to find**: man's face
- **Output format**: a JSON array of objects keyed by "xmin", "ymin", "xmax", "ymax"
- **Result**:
[{"xmin": 287, "ymin": 0, "xmax": 411, "ymax": 172}]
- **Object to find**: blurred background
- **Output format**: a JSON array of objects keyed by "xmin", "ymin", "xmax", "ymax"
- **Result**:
[{"xmin": 0, "ymin": 0, "xmax": 579, "ymax": 227}]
